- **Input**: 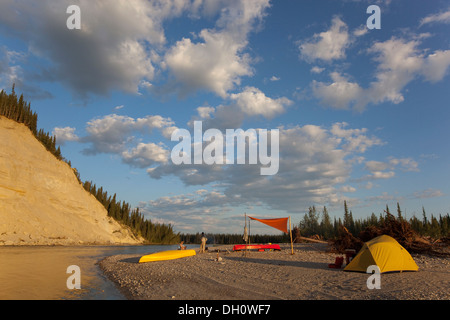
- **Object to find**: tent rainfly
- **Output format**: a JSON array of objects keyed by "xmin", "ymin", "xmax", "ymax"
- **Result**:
[{"xmin": 344, "ymin": 235, "xmax": 419, "ymax": 273}]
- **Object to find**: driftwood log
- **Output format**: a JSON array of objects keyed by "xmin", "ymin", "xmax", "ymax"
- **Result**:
[{"xmin": 295, "ymin": 236, "xmax": 328, "ymax": 244}]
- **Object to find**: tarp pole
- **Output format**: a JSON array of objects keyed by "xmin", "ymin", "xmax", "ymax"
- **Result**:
[
  {"xmin": 244, "ymin": 213, "xmax": 247, "ymax": 257},
  {"xmin": 289, "ymin": 216, "xmax": 294, "ymax": 255},
  {"xmin": 249, "ymin": 217, "xmax": 251, "ymax": 248}
]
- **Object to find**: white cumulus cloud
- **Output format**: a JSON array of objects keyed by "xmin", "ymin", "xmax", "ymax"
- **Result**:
[
  {"xmin": 230, "ymin": 86, "xmax": 292, "ymax": 119},
  {"xmin": 298, "ymin": 16, "xmax": 351, "ymax": 62},
  {"xmin": 53, "ymin": 127, "xmax": 79, "ymax": 145},
  {"xmin": 311, "ymin": 37, "xmax": 450, "ymax": 111}
]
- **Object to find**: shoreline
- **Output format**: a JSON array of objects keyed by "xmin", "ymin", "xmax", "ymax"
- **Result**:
[
  {"xmin": 98, "ymin": 243, "xmax": 450, "ymax": 300},
  {"xmin": 0, "ymin": 242, "xmax": 176, "ymax": 247}
]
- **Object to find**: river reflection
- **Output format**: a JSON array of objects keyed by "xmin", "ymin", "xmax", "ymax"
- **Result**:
[{"xmin": 0, "ymin": 245, "xmax": 189, "ymax": 300}]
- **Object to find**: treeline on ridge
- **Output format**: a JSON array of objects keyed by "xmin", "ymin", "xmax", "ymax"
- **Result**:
[
  {"xmin": 0, "ymin": 85, "xmax": 179, "ymax": 244},
  {"xmin": 0, "ymin": 85, "xmax": 62, "ymax": 161},
  {"xmin": 83, "ymin": 181, "xmax": 179, "ymax": 244}
]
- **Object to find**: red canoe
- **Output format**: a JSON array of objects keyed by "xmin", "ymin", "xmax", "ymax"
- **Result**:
[{"xmin": 233, "ymin": 244, "xmax": 281, "ymax": 251}]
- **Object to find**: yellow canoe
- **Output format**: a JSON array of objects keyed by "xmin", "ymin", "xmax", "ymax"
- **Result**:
[{"xmin": 138, "ymin": 249, "xmax": 196, "ymax": 263}]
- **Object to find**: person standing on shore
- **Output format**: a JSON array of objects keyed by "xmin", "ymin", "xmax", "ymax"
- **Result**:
[{"xmin": 200, "ymin": 232, "xmax": 207, "ymax": 253}]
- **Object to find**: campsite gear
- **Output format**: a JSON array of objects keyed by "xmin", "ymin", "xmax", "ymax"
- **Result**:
[
  {"xmin": 345, "ymin": 249, "xmax": 356, "ymax": 265},
  {"xmin": 344, "ymin": 235, "xmax": 419, "ymax": 273},
  {"xmin": 247, "ymin": 215, "xmax": 294, "ymax": 255},
  {"xmin": 328, "ymin": 256, "xmax": 344, "ymax": 269},
  {"xmin": 139, "ymin": 249, "xmax": 196, "ymax": 263},
  {"xmin": 233, "ymin": 244, "xmax": 281, "ymax": 251},
  {"xmin": 248, "ymin": 216, "xmax": 289, "ymax": 233}
]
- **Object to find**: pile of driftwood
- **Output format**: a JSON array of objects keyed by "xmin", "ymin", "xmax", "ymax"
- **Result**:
[
  {"xmin": 331, "ymin": 214, "xmax": 449, "ymax": 257},
  {"xmin": 292, "ymin": 228, "xmax": 328, "ymax": 244}
]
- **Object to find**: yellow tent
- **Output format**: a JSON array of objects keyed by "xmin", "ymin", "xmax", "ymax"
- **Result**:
[{"xmin": 344, "ymin": 235, "xmax": 419, "ymax": 273}]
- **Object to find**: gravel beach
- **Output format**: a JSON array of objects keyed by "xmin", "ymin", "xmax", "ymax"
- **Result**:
[{"xmin": 98, "ymin": 243, "xmax": 449, "ymax": 300}]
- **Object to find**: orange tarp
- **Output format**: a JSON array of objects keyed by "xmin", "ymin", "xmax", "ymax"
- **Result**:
[{"xmin": 249, "ymin": 216, "xmax": 289, "ymax": 233}]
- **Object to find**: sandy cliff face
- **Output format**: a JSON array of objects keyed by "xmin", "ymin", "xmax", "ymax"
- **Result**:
[{"xmin": 0, "ymin": 116, "xmax": 142, "ymax": 245}]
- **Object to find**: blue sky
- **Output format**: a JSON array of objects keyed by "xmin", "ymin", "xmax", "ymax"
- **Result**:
[{"xmin": 1, "ymin": 0, "xmax": 449, "ymax": 234}]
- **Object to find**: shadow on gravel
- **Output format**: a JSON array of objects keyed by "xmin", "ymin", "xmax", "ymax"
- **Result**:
[
  {"xmin": 119, "ymin": 256, "xmax": 141, "ymax": 264},
  {"xmin": 224, "ymin": 256, "xmax": 332, "ymax": 270}
]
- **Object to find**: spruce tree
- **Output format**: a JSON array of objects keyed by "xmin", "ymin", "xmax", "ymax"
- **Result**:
[{"xmin": 397, "ymin": 202, "xmax": 403, "ymax": 220}]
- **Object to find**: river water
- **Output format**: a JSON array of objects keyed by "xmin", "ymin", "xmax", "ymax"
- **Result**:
[{"xmin": 0, "ymin": 244, "xmax": 197, "ymax": 300}]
